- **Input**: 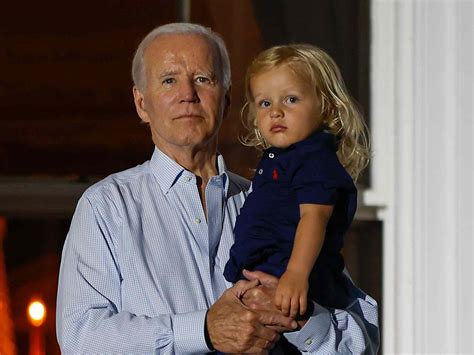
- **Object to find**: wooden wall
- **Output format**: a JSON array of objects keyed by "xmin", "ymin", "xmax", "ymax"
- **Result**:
[{"xmin": 0, "ymin": 0, "xmax": 262, "ymax": 178}]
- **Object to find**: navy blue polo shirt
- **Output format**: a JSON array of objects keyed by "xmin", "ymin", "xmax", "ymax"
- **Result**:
[{"xmin": 224, "ymin": 131, "xmax": 357, "ymax": 307}]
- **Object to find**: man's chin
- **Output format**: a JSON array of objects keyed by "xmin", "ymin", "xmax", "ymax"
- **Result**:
[{"xmin": 153, "ymin": 133, "xmax": 218, "ymax": 151}]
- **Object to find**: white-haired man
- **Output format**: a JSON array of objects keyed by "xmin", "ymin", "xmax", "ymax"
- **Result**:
[{"xmin": 57, "ymin": 23, "xmax": 379, "ymax": 354}]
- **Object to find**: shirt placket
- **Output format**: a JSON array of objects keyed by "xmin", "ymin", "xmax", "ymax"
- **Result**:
[
  {"xmin": 205, "ymin": 176, "xmax": 226, "ymax": 301},
  {"xmin": 177, "ymin": 172, "xmax": 215, "ymax": 303}
]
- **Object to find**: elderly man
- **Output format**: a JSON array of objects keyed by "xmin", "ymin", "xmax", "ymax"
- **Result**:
[{"xmin": 56, "ymin": 23, "xmax": 379, "ymax": 354}]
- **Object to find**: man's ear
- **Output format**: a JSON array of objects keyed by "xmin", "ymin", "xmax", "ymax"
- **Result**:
[
  {"xmin": 223, "ymin": 86, "xmax": 232, "ymax": 119},
  {"xmin": 133, "ymin": 86, "xmax": 150, "ymax": 124}
]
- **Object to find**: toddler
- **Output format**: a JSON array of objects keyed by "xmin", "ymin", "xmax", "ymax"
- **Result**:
[{"xmin": 224, "ymin": 44, "xmax": 370, "ymax": 318}]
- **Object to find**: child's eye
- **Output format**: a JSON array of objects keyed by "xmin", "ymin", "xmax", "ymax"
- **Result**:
[
  {"xmin": 285, "ymin": 96, "xmax": 299, "ymax": 104},
  {"xmin": 258, "ymin": 100, "xmax": 271, "ymax": 108}
]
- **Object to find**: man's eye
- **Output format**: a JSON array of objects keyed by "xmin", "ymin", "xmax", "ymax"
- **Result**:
[
  {"xmin": 162, "ymin": 78, "xmax": 175, "ymax": 85},
  {"xmin": 258, "ymin": 100, "xmax": 271, "ymax": 108},
  {"xmin": 285, "ymin": 96, "xmax": 298, "ymax": 104},
  {"xmin": 196, "ymin": 76, "xmax": 210, "ymax": 84}
]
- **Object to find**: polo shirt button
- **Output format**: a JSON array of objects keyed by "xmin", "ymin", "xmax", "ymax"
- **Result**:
[
  {"xmin": 186, "ymin": 176, "xmax": 192, "ymax": 182},
  {"xmin": 258, "ymin": 169, "xmax": 263, "ymax": 174},
  {"xmin": 268, "ymin": 153, "xmax": 275, "ymax": 158},
  {"xmin": 305, "ymin": 338, "xmax": 313, "ymax": 346},
  {"xmin": 194, "ymin": 218, "xmax": 201, "ymax": 224}
]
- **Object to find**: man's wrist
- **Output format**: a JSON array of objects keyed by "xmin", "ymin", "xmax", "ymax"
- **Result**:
[
  {"xmin": 204, "ymin": 310, "xmax": 215, "ymax": 351},
  {"xmin": 172, "ymin": 310, "xmax": 210, "ymax": 353}
]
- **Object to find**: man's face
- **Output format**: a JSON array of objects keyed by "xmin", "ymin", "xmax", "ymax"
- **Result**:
[{"xmin": 133, "ymin": 34, "xmax": 230, "ymax": 154}]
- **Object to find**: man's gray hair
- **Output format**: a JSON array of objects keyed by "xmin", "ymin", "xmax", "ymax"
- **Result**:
[{"xmin": 132, "ymin": 23, "xmax": 231, "ymax": 91}]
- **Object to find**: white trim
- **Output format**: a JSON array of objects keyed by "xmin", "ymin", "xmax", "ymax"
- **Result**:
[{"xmin": 368, "ymin": 0, "xmax": 473, "ymax": 353}]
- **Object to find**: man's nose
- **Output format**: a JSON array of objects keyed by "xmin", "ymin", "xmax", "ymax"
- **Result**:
[{"xmin": 179, "ymin": 80, "xmax": 200, "ymax": 103}]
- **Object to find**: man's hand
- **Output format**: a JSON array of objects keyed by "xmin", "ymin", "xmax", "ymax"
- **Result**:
[
  {"xmin": 207, "ymin": 279, "xmax": 297, "ymax": 353},
  {"xmin": 242, "ymin": 270, "xmax": 310, "ymax": 329},
  {"xmin": 275, "ymin": 270, "xmax": 308, "ymax": 318},
  {"xmin": 241, "ymin": 270, "xmax": 278, "ymax": 312}
]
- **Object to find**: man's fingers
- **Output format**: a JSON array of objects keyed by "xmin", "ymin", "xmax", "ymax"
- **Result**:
[
  {"xmin": 243, "ymin": 269, "xmax": 279, "ymax": 288},
  {"xmin": 250, "ymin": 319, "xmax": 280, "ymax": 342},
  {"xmin": 257, "ymin": 310, "xmax": 298, "ymax": 330},
  {"xmin": 232, "ymin": 279, "xmax": 260, "ymax": 298},
  {"xmin": 248, "ymin": 337, "xmax": 275, "ymax": 353},
  {"xmin": 247, "ymin": 328, "xmax": 279, "ymax": 352},
  {"xmin": 266, "ymin": 324, "xmax": 295, "ymax": 333}
]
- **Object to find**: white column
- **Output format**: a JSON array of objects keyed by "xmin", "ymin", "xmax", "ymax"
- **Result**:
[{"xmin": 367, "ymin": 0, "xmax": 473, "ymax": 353}]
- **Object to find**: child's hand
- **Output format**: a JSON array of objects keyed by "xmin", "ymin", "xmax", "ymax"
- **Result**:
[{"xmin": 274, "ymin": 270, "xmax": 308, "ymax": 318}]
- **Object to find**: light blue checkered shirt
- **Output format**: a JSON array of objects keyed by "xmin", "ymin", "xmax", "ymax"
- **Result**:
[{"xmin": 57, "ymin": 147, "xmax": 379, "ymax": 354}]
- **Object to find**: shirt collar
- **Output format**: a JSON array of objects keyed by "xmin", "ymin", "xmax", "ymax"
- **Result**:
[
  {"xmin": 149, "ymin": 146, "xmax": 229, "ymax": 194},
  {"xmin": 266, "ymin": 130, "xmax": 337, "ymax": 156}
]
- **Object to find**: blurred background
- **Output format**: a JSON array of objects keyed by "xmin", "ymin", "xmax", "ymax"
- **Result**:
[{"xmin": 0, "ymin": 0, "xmax": 472, "ymax": 354}]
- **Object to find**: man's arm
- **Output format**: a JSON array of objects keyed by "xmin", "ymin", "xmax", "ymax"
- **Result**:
[
  {"xmin": 243, "ymin": 270, "xmax": 380, "ymax": 354},
  {"xmin": 57, "ymin": 196, "xmax": 296, "ymax": 354},
  {"xmin": 57, "ymin": 196, "xmax": 205, "ymax": 353}
]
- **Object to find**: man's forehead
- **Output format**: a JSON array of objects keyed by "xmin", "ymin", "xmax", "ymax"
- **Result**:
[{"xmin": 146, "ymin": 33, "xmax": 217, "ymax": 64}]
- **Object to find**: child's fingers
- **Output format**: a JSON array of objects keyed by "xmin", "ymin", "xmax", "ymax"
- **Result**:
[
  {"xmin": 280, "ymin": 295, "xmax": 291, "ymax": 316},
  {"xmin": 274, "ymin": 291, "xmax": 282, "ymax": 310},
  {"xmin": 299, "ymin": 295, "xmax": 308, "ymax": 316},
  {"xmin": 289, "ymin": 297, "xmax": 299, "ymax": 319}
]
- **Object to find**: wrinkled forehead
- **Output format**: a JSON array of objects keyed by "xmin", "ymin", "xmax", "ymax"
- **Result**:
[{"xmin": 144, "ymin": 33, "xmax": 221, "ymax": 75}]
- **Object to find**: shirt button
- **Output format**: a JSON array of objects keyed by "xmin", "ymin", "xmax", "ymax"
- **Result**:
[
  {"xmin": 268, "ymin": 153, "xmax": 275, "ymax": 158},
  {"xmin": 194, "ymin": 218, "xmax": 201, "ymax": 224},
  {"xmin": 258, "ymin": 169, "xmax": 263, "ymax": 174},
  {"xmin": 305, "ymin": 338, "xmax": 313, "ymax": 346},
  {"xmin": 186, "ymin": 176, "xmax": 192, "ymax": 182}
]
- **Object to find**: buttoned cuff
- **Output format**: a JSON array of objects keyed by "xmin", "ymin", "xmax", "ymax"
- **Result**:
[
  {"xmin": 284, "ymin": 302, "xmax": 332, "ymax": 352},
  {"xmin": 172, "ymin": 310, "xmax": 211, "ymax": 353}
]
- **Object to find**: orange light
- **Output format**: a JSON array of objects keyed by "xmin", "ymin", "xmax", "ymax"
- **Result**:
[{"xmin": 27, "ymin": 300, "xmax": 46, "ymax": 327}]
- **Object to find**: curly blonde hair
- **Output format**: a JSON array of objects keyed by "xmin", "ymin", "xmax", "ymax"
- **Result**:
[{"xmin": 242, "ymin": 44, "xmax": 370, "ymax": 181}]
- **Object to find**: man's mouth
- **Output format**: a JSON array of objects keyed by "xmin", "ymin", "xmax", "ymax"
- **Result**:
[{"xmin": 173, "ymin": 114, "xmax": 203, "ymax": 120}]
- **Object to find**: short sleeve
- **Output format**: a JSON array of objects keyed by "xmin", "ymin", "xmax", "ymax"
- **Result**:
[
  {"xmin": 295, "ymin": 180, "xmax": 338, "ymax": 205},
  {"xmin": 290, "ymin": 153, "xmax": 347, "ymax": 206}
]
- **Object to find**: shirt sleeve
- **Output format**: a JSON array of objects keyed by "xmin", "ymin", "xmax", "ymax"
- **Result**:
[
  {"xmin": 290, "ymin": 153, "xmax": 347, "ymax": 206},
  {"xmin": 283, "ymin": 269, "xmax": 380, "ymax": 354},
  {"xmin": 56, "ymin": 195, "xmax": 211, "ymax": 354}
]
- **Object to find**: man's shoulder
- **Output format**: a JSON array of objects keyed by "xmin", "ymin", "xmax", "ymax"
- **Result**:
[{"xmin": 83, "ymin": 160, "xmax": 151, "ymax": 201}]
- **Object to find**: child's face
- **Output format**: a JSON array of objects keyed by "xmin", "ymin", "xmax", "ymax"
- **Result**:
[{"xmin": 250, "ymin": 64, "xmax": 322, "ymax": 148}]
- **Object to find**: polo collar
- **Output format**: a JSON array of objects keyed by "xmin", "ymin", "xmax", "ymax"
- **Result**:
[{"xmin": 266, "ymin": 130, "xmax": 337, "ymax": 157}]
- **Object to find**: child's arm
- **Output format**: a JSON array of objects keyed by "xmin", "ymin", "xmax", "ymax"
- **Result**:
[{"xmin": 275, "ymin": 203, "xmax": 334, "ymax": 318}]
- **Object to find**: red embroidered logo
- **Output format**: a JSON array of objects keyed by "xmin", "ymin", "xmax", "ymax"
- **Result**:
[{"xmin": 272, "ymin": 168, "xmax": 279, "ymax": 180}]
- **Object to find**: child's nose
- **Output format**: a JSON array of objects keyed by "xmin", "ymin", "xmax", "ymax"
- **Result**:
[{"xmin": 270, "ymin": 106, "xmax": 283, "ymax": 118}]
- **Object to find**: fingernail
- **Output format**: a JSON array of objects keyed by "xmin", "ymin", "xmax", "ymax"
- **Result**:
[{"xmin": 291, "ymin": 320, "xmax": 298, "ymax": 329}]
